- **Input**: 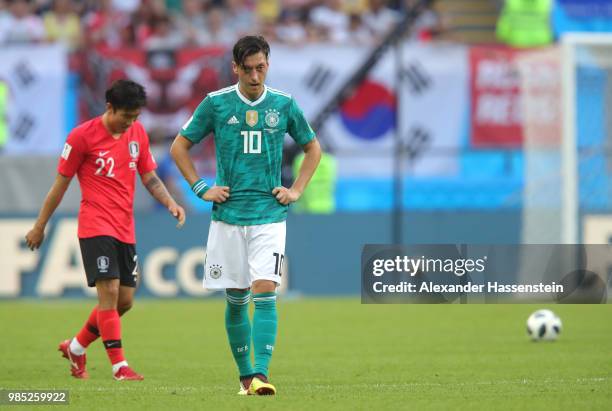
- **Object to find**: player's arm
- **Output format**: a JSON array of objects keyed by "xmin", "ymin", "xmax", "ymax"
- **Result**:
[
  {"xmin": 140, "ymin": 170, "xmax": 186, "ymax": 228},
  {"xmin": 273, "ymin": 138, "xmax": 322, "ymax": 205},
  {"xmin": 25, "ymin": 173, "xmax": 72, "ymax": 250},
  {"xmin": 169, "ymin": 134, "xmax": 229, "ymax": 203}
]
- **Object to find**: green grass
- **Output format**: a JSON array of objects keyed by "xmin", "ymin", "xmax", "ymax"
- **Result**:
[{"xmin": 0, "ymin": 299, "xmax": 611, "ymax": 410}]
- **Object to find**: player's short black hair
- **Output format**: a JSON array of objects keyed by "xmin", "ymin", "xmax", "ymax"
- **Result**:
[
  {"xmin": 233, "ymin": 36, "xmax": 270, "ymax": 67},
  {"xmin": 105, "ymin": 79, "xmax": 147, "ymax": 111}
]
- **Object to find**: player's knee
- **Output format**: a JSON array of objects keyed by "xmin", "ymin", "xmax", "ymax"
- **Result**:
[
  {"xmin": 118, "ymin": 300, "xmax": 133, "ymax": 316},
  {"xmin": 96, "ymin": 279, "xmax": 119, "ymax": 295},
  {"xmin": 95, "ymin": 279, "xmax": 120, "ymax": 308},
  {"xmin": 227, "ymin": 287, "xmax": 250, "ymax": 292},
  {"xmin": 251, "ymin": 280, "xmax": 276, "ymax": 294}
]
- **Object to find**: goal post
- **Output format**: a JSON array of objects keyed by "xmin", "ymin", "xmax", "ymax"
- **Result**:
[{"xmin": 520, "ymin": 33, "xmax": 612, "ymax": 245}]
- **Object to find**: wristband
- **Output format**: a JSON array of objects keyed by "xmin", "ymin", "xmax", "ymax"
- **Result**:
[{"xmin": 191, "ymin": 178, "xmax": 210, "ymax": 198}]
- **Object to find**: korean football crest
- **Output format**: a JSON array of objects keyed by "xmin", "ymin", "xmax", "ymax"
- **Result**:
[
  {"xmin": 246, "ymin": 110, "xmax": 258, "ymax": 127},
  {"xmin": 128, "ymin": 141, "xmax": 139, "ymax": 158},
  {"xmin": 265, "ymin": 109, "xmax": 280, "ymax": 128},
  {"xmin": 97, "ymin": 256, "xmax": 110, "ymax": 273}
]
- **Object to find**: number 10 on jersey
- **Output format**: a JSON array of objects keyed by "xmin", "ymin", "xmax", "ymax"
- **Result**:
[{"xmin": 241, "ymin": 131, "xmax": 261, "ymax": 154}]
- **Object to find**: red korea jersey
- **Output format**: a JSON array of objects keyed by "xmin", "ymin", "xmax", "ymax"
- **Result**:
[{"xmin": 57, "ymin": 117, "xmax": 157, "ymax": 244}]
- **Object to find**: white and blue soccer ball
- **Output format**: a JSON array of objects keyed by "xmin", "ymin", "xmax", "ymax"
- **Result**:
[{"xmin": 526, "ymin": 309, "xmax": 562, "ymax": 341}]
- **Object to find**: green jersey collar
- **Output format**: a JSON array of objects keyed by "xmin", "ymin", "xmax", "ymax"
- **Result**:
[{"xmin": 235, "ymin": 83, "xmax": 268, "ymax": 106}]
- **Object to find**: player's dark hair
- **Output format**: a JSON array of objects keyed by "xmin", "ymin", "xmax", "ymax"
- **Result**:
[
  {"xmin": 233, "ymin": 36, "xmax": 270, "ymax": 67},
  {"xmin": 105, "ymin": 79, "xmax": 147, "ymax": 111}
]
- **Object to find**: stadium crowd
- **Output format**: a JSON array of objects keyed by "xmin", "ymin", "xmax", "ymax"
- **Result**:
[{"xmin": 0, "ymin": 0, "xmax": 441, "ymax": 49}]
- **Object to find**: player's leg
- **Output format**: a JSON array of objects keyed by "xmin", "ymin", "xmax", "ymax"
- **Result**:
[
  {"xmin": 63, "ymin": 285, "xmax": 133, "ymax": 370},
  {"xmin": 59, "ymin": 236, "xmax": 120, "ymax": 379},
  {"xmin": 117, "ymin": 285, "xmax": 135, "ymax": 315},
  {"xmin": 246, "ymin": 222, "xmax": 285, "ymax": 395},
  {"xmin": 97, "ymin": 286, "xmax": 142, "ymax": 381},
  {"xmin": 117, "ymin": 240, "xmax": 138, "ymax": 316},
  {"xmin": 248, "ymin": 280, "xmax": 278, "ymax": 395},
  {"xmin": 106, "ymin": 241, "xmax": 143, "ymax": 380},
  {"xmin": 71, "ymin": 306, "xmax": 100, "ymax": 355},
  {"xmin": 58, "ymin": 304, "xmax": 98, "ymax": 379},
  {"xmin": 204, "ymin": 221, "xmax": 253, "ymax": 393},
  {"xmin": 95, "ymin": 277, "xmax": 132, "ymax": 379},
  {"xmin": 225, "ymin": 287, "xmax": 254, "ymax": 395},
  {"xmin": 251, "ymin": 280, "xmax": 278, "ymax": 380}
]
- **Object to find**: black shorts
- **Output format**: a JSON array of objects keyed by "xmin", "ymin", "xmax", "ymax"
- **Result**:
[{"xmin": 79, "ymin": 236, "xmax": 139, "ymax": 288}]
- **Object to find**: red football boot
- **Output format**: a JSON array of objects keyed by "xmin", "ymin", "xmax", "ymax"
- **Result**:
[
  {"xmin": 58, "ymin": 339, "xmax": 89, "ymax": 379},
  {"xmin": 113, "ymin": 366, "xmax": 144, "ymax": 381}
]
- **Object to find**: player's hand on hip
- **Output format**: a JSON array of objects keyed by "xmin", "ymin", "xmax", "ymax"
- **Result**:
[
  {"xmin": 273, "ymin": 186, "xmax": 300, "ymax": 205},
  {"xmin": 25, "ymin": 226, "xmax": 45, "ymax": 250},
  {"xmin": 168, "ymin": 202, "xmax": 186, "ymax": 228},
  {"xmin": 203, "ymin": 186, "xmax": 230, "ymax": 203}
]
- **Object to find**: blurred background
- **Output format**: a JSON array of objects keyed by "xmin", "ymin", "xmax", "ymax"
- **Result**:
[{"xmin": 2, "ymin": 0, "xmax": 612, "ymax": 298}]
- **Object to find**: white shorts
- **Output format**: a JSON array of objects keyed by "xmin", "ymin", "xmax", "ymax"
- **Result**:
[{"xmin": 204, "ymin": 220, "xmax": 286, "ymax": 290}]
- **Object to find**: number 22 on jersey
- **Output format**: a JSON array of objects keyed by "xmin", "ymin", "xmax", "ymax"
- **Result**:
[{"xmin": 95, "ymin": 156, "xmax": 115, "ymax": 177}]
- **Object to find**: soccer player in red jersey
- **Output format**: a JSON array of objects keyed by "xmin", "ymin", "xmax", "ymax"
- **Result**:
[{"xmin": 25, "ymin": 79, "xmax": 186, "ymax": 381}]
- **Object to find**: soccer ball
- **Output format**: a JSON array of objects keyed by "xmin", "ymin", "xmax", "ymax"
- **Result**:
[{"xmin": 526, "ymin": 309, "xmax": 562, "ymax": 341}]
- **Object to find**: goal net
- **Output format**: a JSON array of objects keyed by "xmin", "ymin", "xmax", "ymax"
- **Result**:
[{"xmin": 520, "ymin": 34, "xmax": 612, "ymax": 245}]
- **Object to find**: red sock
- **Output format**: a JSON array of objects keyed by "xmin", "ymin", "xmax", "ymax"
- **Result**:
[
  {"xmin": 75, "ymin": 306, "xmax": 100, "ymax": 348},
  {"xmin": 97, "ymin": 309, "xmax": 125, "ymax": 366}
]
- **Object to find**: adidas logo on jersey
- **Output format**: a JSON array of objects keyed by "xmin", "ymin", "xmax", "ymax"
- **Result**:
[{"xmin": 227, "ymin": 116, "xmax": 239, "ymax": 125}]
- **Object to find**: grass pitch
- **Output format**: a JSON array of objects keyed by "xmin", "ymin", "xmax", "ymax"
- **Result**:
[{"xmin": 0, "ymin": 299, "xmax": 610, "ymax": 410}]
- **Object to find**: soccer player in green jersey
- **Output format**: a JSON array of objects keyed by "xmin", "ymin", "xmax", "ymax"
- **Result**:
[{"xmin": 170, "ymin": 35, "xmax": 321, "ymax": 395}]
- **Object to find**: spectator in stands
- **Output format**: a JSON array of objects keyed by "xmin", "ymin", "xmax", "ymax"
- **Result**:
[
  {"xmin": 279, "ymin": 0, "xmax": 309, "ymax": 8},
  {"xmin": 112, "ymin": 0, "xmax": 140, "ymax": 15},
  {"xmin": 404, "ymin": 0, "xmax": 442, "ymax": 41},
  {"xmin": 255, "ymin": 0, "xmax": 280, "ymax": 25},
  {"xmin": 132, "ymin": 0, "xmax": 162, "ymax": 46},
  {"xmin": 0, "ymin": 0, "xmax": 45, "ymax": 44},
  {"xmin": 43, "ymin": 0, "xmax": 82, "ymax": 51},
  {"xmin": 172, "ymin": 0, "xmax": 208, "ymax": 46},
  {"xmin": 496, "ymin": 0, "xmax": 553, "ymax": 48},
  {"xmin": 165, "ymin": 0, "xmax": 181, "ymax": 13},
  {"xmin": 259, "ymin": 15, "xmax": 279, "ymax": 42},
  {"xmin": 0, "ymin": 1, "xmax": 10, "ymax": 30},
  {"xmin": 144, "ymin": 12, "xmax": 185, "ymax": 50},
  {"xmin": 70, "ymin": 0, "xmax": 97, "ymax": 17},
  {"xmin": 292, "ymin": 149, "xmax": 337, "ymax": 214},
  {"xmin": 30, "ymin": 0, "xmax": 51, "ymax": 13},
  {"xmin": 344, "ymin": 0, "xmax": 368, "ymax": 15},
  {"xmin": 362, "ymin": 0, "xmax": 400, "ymax": 40},
  {"xmin": 225, "ymin": 0, "xmax": 255, "ymax": 38},
  {"xmin": 148, "ymin": 0, "xmax": 168, "ymax": 15},
  {"xmin": 84, "ymin": 0, "xmax": 131, "ymax": 48},
  {"xmin": 348, "ymin": 12, "xmax": 373, "ymax": 44},
  {"xmin": 309, "ymin": 0, "xmax": 350, "ymax": 43},
  {"xmin": 200, "ymin": 6, "xmax": 236, "ymax": 45},
  {"xmin": 275, "ymin": 7, "xmax": 307, "ymax": 45}
]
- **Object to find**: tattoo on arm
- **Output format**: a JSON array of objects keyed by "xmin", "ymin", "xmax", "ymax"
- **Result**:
[{"xmin": 144, "ymin": 174, "xmax": 172, "ymax": 206}]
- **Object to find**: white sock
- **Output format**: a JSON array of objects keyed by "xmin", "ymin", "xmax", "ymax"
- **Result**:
[
  {"xmin": 69, "ymin": 338, "xmax": 86, "ymax": 355},
  {"xmin": 112, "ymin": 360, "xmax": 128, "ymax": 374}
]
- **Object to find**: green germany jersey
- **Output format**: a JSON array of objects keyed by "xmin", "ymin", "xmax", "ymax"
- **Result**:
[{"xmin": 180, "ymin": 84, "xmax": 316, "ymax": 226}]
